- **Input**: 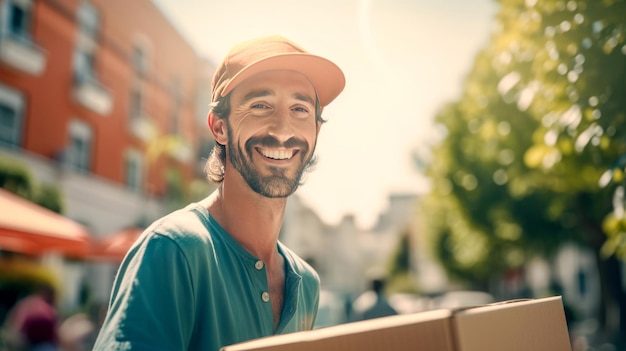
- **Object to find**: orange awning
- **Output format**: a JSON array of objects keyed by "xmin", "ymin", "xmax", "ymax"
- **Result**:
[
  {"xmin": 0, "ymin": 188, "xmax": 90, "ymax": 258},
  {"xmin": 89, "ymin": 227, "xmax": 143, "ymax": 262}
]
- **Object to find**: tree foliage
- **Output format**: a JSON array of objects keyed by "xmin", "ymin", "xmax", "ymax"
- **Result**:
[
  {"xmin": 0, "ymin": 156, "xmax": 64, "ymax": 213},
  {"xmin": 0, "ymin": 156, "xmax": 35, "ymax": 199},
  {"xmin": 386, "ymin": 228, "xmax": 420, "ymax": 293},
  {"xmin": 387, "ymin": 228, "xmax": 412, "ymax": 277},
  {"xmin": 418, "ymin": 0, "xmax": 626, "ymax": 285}
]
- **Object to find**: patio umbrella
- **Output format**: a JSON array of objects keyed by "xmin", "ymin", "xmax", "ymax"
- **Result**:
[
  {"xmin": 0, "ymin": 188, "xmax": 90, "ymax": 258},
  {"xmin": 88, "ymin": 227, "xmax": 143, "ymax": 262}
]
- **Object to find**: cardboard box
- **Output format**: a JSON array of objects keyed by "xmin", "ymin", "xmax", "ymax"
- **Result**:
[{"xmin": 221, "ymin": 296, "xmax": 571, "ymax": 351}]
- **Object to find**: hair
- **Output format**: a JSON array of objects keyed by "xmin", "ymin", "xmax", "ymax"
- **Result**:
[{"xmin": 204, "ymin": 91, "xmax": 326, "ymax": 184}]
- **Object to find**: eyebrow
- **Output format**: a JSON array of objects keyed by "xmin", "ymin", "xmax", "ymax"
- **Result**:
[
  {"xmin": 240, "ymin": 89, "xmax": 315, "ymax": 106},
  {"xmin": 241, "ymin": 89, "xmax": 273, "ymax": 104},
  {"xmin": 293, "ymin": 93, "xmax": 315, "ymax": 106}
]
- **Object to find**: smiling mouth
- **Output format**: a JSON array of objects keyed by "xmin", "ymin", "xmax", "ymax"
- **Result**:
[{"xmin": 257, "ymin": 147, "xmax": 298, "ymax": 160}]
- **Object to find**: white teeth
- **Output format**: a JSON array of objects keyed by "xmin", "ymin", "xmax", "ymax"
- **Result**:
[{"xmin": 260, "ymin": 148, "xmax": 293, "ymax": 160}]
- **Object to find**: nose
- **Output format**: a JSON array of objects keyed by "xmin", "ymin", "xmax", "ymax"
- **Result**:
[{"xmin": 267, "ymin": 111, "xmax": 295, "ymax": 143}]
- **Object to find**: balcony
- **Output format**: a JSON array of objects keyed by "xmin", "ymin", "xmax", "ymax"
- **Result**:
[
  {"xmin": 130, "ymin": 115, "xmax": 156, "ymax": 142},
  {"xmin": 0, "ymin": 34, "xmax": 46, "ymax": 75},
  {"xmin": 73, "ymin": 75, "xmax": 113, "ymax": 115}
]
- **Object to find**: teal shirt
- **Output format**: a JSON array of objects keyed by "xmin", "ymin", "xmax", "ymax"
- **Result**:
[{"xmin": 92, "ymin": 202, "xmax": 320, "ymax": 351}]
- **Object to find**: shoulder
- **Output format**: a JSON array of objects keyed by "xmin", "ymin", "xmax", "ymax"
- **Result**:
[
  {"xmin": 125, "ymin": 203, "xmax": 218, "ymax": 266},
  {"xmin": 112, "ymin": 204, "xmax": 218, "ymax": 290},
  {"xmin": 147, "ymin": 203, "xmax": 213, "ymax": 247}
]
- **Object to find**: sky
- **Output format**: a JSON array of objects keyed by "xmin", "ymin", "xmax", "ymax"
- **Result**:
[{"xmin": 151, "ymin": 0, "xmax": 497, "ymax": 229}]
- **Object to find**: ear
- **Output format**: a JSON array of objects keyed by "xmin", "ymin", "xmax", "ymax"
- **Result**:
[
  {"xmin": 315, "ymin": 120, "xmax": 323, "ymax": 137},
  {"xmin": 208, "ymin": 111, "xmax": 228, "ymax": 145}
]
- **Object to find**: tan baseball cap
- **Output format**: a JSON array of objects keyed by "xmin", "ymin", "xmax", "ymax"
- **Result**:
[{"xmin": 211, "ymin": 35, "xmax": 346, "ymax": 108}]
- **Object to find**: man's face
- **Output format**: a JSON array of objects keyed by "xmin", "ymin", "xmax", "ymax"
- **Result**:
[{"xmin": 225, "ymin": 70, "xmax": 320, "ymax": 198}]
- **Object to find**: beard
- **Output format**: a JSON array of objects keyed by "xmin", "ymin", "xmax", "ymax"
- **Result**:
[{"xmin": 227, "ymin": 133, "xmax": 316, "ymax": 198}]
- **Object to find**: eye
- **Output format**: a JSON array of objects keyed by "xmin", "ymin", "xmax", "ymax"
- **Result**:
[
  {"xmin": 293, "ymin": 106, "xmax": 309, "ymax": 113},
  {"xmin": 251, "ymin": 103, "xmax": 270, "ymax": 109},
  {"xmin": 291, "ymin": 104, "xmax": 313, "ymax": 119},
  {"xmin": 248, "ymin": 102, "xmax": 273, "ymax": 117}
]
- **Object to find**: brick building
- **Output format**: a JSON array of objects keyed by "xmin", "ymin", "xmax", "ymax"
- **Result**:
[
  {"xmin": 0, "ymin": 0, "xmax": 215, "ymax": 308},
  {"xmin": 0, "ymin": 0, "xmax": 214, "ymax": 231}
]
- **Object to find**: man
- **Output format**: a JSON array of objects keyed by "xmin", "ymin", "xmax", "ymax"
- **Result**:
[
  {"xmin": 6, "ymin": 283, "xmax": 60, "ymax": 351},
  {"xmin": 92, "ymin": 35, "xmax": 345, "ymax": 351},
  {"xmin": 350, "ymin": 277, "xmax": 398, "ymax": 321}
]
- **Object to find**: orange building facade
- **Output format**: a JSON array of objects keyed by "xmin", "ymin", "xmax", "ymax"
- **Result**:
[{"xmin": 0, "ymin": 0, "xmax": 214, "ymax": 229}]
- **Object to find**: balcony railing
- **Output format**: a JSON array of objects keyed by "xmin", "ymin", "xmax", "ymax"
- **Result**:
[
  {"xmin": 0, "ymin": 33, "xmax": 46, "ymax": 75},
  {"xmin": 73, "ymin": 74, "xmax": 113, "ymax": 115},
  {"xmin": 130, "ymin": 115, "xmax": 156, "ymax": 142}
]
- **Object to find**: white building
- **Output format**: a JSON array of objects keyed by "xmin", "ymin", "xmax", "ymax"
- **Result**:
[{"xmin": 281, "ymin": 192, "xmax": 422, "ymax": 298}]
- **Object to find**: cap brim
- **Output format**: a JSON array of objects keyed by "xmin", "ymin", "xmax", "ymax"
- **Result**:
[{"xmin": 222, "ymin": 53, "xmax": 345, "ymax": 107}]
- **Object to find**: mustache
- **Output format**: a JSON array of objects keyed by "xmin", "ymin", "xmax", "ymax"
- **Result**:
[{"xmin": 245, "ymin": 135, "xmax": 309, "ymax": 150}]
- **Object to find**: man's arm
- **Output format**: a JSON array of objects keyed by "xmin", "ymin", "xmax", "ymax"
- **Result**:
[{"xmin": 92, "ymin": 233, "xmax": 196, "ymax": 351}]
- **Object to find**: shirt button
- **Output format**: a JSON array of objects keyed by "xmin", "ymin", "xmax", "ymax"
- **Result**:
[
  {"xmin": 262, "ymin": 292, "xmax": 270, "ymax": 302},
  {"xmin": 255, "ymin": 260, "xmax": 264, "ymax": 270}
]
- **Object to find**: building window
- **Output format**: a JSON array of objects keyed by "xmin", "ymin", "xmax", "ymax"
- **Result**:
[
  {"xmin": 169, "ymin": 78, "xmax": 181, "ymax": 135},
  {"xmin": 73, "ymin": 49, "xmax": 96, "ymax": 82},
  {"xmin": 129, "ymin": 83, "xmax": 143, "ymax": 120},
  {"xmin": 77, "ymin": 2, "xmax": 99, "ymax": 39},
  {"xmin": 131, "ymin": 37, "xmax": 151, "ymax": 77},
  {"xmin": 2, "ymin": 0, "xmax": 32, "ymax": 40},
  {"xmin": 0, "ymin": 83, "xmax": 25, "ymax": 147},
  {"xmin": 0, "ymin": 104, "xmax": 20, "ymax": 146},
  {"xmin": 132, "ymin": 45, "xmax": 147, "ymax": 76},
  {"xmin": 73, "ymin": 2, "xmax": 99, "ymax": 82},
  {"xmin": 125, "ymin": 149, "xmax": 143, "ymax": 193},
  {"xmin": 67, "ymin": 119, "xmax": 93, "ymax": 172},
  {"xmin": 128, "ymin": 81, "xmax": 153, "ymax": 139}
]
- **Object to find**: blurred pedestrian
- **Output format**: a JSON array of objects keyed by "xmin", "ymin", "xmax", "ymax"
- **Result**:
[
  {"xmin": 58, "ymin": 313, "xmax": 94, "ymax": 351},
  {"xmin": 351, "ymin": 277, "xmax": 398, "ymax": 321},
  {"xmin": 4, "ymin": 283, "xmax": 59, "ymax": 351},
  {"xmin": 92, "ymin": 35, "xmax": 345, "ymax": 351}
]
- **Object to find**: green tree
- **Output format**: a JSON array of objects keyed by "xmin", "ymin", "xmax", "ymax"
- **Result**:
[
  {"xmin": 0, "ymin": 156, "xmax": 35, "ymax": 199},
  {"xmin": 386, "ymin": 228, "xmax": 419, "ymax": 293},
  {"xmin": 418, "ymin": 0, "xmax": 626, "ymax": 334},
  {"xmin": 34, "ymin": 184, "xmax": 64, "ymax": 214},
  {"xmin": 0, "ymin": 156, "xmax": 63, "ymax": 213}
]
